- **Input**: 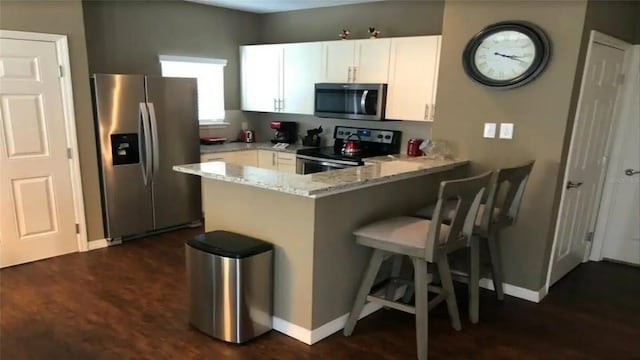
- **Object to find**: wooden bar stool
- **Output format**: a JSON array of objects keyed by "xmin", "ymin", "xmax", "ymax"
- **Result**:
[
  {"xmin": 343, "ymin": 172, "xmax": 492, "ymax": 360},
  {"xmin": 415, "ymin": 161, "xmax": 534, "ymax": 324}
]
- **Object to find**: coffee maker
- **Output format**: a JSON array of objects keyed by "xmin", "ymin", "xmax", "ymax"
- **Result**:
[{"xmin": 270, "ymin": 121, "xmax": 297, "ymax": 144}]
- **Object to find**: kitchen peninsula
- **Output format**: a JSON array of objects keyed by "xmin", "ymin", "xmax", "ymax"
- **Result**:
[{"xmin": 174, "ymin": 157, "xmax": 468, "ymax": 344}]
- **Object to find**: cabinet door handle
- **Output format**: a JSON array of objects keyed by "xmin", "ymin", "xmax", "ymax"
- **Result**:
[
  {"xmin": 272, "ymin": 152, "xmax": 276, "ymax": 166},
  {"xmin": 348, "ymin": 67, "xmax": 352, "ymax": 82},
  {"xmin": 274, "ymin": 98, "xmax": 277, "ymax": 112},
  {"xmin": 430, "ymin": 104, "xmax": 436, "ymax": 121},
  {"xmin": 352, "ymin": 67, "xmax": 357, "ymax": 82},
  {"xmin": 424, "ymin": 104, "xmax": 429, "ymax": 120},
  {"xmin": 280, "ymin": 99, "xmax": 284, "ymax": 111}
]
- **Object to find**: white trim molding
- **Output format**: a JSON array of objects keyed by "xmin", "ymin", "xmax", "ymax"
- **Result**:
[
  {"xmin": 273, "ymin": 279, "xmax": 546, "ymax": 346},
  {"xmin": 0, "ymin": 30, "xmax": 89, "ymax": 253},
  {"xmin": 87, "ymin": 239, "xmax": 110, "ymax": 251},
  {"xmin": 159, "ymin": 54, "xmax": 227, "ymax": 66}
]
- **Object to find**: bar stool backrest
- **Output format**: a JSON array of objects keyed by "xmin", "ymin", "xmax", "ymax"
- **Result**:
[
  {"xmin": 481, "ymin": 161, "xmax": 535, "ymax": 234},
  {"xmin": 427, "ymin": 171, "xmax": 493, "ymax": 259}
]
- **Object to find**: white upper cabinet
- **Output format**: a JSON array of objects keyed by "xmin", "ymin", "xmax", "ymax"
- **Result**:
[
  {"xmin": 385, "ymin": 36, "xmax": 441, "ymax": 121},
  {"xmin": 353, "ymin": 39, "xmax": 391, "ymax": 83},
  {"xmin": 321, "ymin": 39, "xmax": 391, "ymax": 83},
  {"xmin": 322, "ymin": 40, "xmax": 355, "ymax": 82},
  {"xmin": 241, "ymin": 42, "xmax": 321, "ymax": 115},
  {"xmin": 241, "ymin": 44, "xmax": 281, "ymax": 112},
  {"xmin": 282, "ymin": 43, "xmax": 322, "ymax": 114}
]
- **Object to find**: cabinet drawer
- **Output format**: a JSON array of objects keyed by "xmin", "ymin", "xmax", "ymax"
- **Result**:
[
  {"xmin": 276, "ymin": 152, "xmax": 296, "ymax": 162},
  {"xmin": 258, "ymin": 150, "xmax": 278, "ymax": 170}
]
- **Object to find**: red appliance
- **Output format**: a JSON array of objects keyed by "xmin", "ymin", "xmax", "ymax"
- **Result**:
[
  {"xmin": 407, "ymin": 138, "xmax": 424, "ymax": 157},
  {"xmin": 341, "ymin": 134, "xmax": 362, "ymax": 155}
]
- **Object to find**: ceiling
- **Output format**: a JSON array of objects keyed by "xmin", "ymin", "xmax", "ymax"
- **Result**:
[{"xmin": 186, "ymin": 0, "xmax": 386, "ymax": 14}]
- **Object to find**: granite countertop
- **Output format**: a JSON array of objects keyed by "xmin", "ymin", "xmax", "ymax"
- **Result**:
[
  {"xmin": 174, "ymin": 157, "xmax": 468, "ymax": 198},
  {"xmin": 201, "ymin": 142, "xmax": 311, "ymax": 154}
]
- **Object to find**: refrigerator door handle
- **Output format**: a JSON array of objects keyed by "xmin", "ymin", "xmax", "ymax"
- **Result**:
[
  {"xmin": 147, "ymin": 102, "xmax": 161, "ymax": 180},
  {"xmin": 138, "ymin": 102, "xmax": 152, "ymax": 186}
]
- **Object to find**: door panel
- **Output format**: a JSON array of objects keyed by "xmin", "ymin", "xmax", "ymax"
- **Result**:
[
  {"xmin": 601, "ymin": 46, "xmax": 640, "ymax": 265},
  {"xmin": 92, "ymin": 74, "xmax": 153, "ymax": 238},
  {"xmin": 549, "ymin": 42, "xmax": 625, "ymax": 285},
  {"xmin": 354, "ymin": 39, "xmax": 391, "ymax": 83},
  {"xmin": 145, "ymin": 76, "xmax": 201, "ymax": 229},
  {"xmin": 0, "ymin": 38, "xmax": 77, "ymax": 267},
  {"xmin": 240, "ymin": 45, "xmax": 281, "ymax": 112},
  {"xmin": 282, "ymin": 43, "xmax": 322, "ymax": 115},
  {"xmin": 386, "ymin": 36, "xmax": 441, "ymax": 121},
  {"xmin": 322, "ymin": 41, "xmax": 354, "ymax": 82}
]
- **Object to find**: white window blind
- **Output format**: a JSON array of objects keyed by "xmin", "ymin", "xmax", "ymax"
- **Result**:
[{"xmin": 159, "ymin": 55, "xmax": 227, "ymax": 124}]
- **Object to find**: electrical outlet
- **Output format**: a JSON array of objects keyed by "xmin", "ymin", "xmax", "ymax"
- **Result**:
[
  {"xmin": 483, "ymin": 123, "xmax": 497, "ymax": 138},
  {"xmin": 500, "ymin": 123, "xmax": 514, "ymax": 139}
]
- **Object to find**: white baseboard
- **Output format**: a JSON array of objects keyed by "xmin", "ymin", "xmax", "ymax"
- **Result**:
[
  {"xmin": 450, "ymin": 269, "xmax": 547, "ymax": 303},
  {"xmin": 273, "ymin": 287, "xmax": 406, "ymax": 345},
  {"xmin": 87, "ymin": 239, "xmax": 109, "ymax": 251}
]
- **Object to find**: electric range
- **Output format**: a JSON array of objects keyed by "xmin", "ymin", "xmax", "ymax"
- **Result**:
[{"xmin": 296, "ymin": 126, "xmax": 402, "ymax": 174}]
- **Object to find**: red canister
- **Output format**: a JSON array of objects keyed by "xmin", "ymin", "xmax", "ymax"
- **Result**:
[{"xmin": 407, "ymin": 139, "xmax": 424, "ymax": 157}]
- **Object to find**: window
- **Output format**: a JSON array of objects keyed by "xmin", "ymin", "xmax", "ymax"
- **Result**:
[{"xmin": 159, "ymin": 55, "xmax": 227, "ymax": 124}]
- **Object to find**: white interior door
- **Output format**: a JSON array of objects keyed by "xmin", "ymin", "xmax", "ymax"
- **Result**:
[
  {"xmin": 598, "ymin": 46, "xmax": 640, "ymax": 265},
  {"xmin": 548, "ymin": 38, "xmax": 627, "ymax": 285},
  {"xmin": 0, "ymin": 37, "xmax": 79, "ymax": 267}
]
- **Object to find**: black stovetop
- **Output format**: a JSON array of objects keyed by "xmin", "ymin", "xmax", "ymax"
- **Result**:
[{"xmin": 297, "ymin": 146, "xmax": 394, "ymax": 163}]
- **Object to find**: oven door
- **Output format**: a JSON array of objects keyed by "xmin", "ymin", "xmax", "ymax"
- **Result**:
[
  {"xmin": 296, "ymin": 155, "xmax": 359, "ymax": 175},
  {"xmin": 314, "ymin": 83, "xmax": 387, "ymax": 121}
]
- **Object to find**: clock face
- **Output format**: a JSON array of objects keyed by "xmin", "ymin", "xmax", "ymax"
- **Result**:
[{"xmin": 463, "ymin": 22, "xmax": 550, "ymax": 89}]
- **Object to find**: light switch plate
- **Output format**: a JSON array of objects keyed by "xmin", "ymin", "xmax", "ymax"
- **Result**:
[
  {"xmin": 483, "ymin": 123, "xmax": 497, "ymax": 138},
  {"xmin": 500, "ymin": 123, "xmax": 514, "ymax": 139}
]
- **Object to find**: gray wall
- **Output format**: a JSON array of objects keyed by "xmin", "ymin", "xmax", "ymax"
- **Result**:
[
  {"xmin": 432, "ymin": 0, "xmax": 589, "ymax": 291},
  {"xmin": 83, "ymin": 0, "xmax": 260, "ymax": 110},
  {"xmin": 256, "ymin": 0, "xmax": 444, "ymax": 44},
  {"xmin": 0, "ymin": 0, "xmax": 104, "ymax": 242},
  {"xmin": 246, "ymin": 0, "xmax": 446, "ymax": 146}
]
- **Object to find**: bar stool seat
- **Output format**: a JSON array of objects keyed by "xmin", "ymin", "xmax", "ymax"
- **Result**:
[{"xmin": 354, "ymin": 217, "xmax": 453, "ymax": 260}]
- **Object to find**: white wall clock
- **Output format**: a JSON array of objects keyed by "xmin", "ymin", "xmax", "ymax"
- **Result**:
[{"xmin": 462, "ymin": 21, "xmax": 551, "ymax": 89}]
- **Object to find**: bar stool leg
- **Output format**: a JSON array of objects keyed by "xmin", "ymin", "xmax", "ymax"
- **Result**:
[
  {"xmin": 344, "ymin": 249, "xmax": 386, "ymax": 336},
  {"xmin": 437, "ymin": 255, "xmax": 462, "ymax": 331},
  {"xmin": 487, "ymin": 233, "xmax": 505, "ymax": 301},
  {"xmin": 469, "ymin": 236, "xmax": 480, "ymax": 324},
  {"xmin": 412, "ymin": 257, "xmax": 429, "ymax": 360},
  {"xmin": 386, "ymin": 255, "xmax": 404, "ymax": 301}
]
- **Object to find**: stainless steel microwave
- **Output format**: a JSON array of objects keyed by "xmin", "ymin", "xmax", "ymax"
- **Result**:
[{"xmin": 314, "ymin": 83, "xmax": 387, "ymax": 121}]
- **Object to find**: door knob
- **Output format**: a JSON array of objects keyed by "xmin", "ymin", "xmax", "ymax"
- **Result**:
[
  {"xmin": 625, "ymin": 168, "xmax": 640, "ymax": 176},
  {"xmin": 566, "ymin": 181, "xmax": 583, "ymax": 189}
]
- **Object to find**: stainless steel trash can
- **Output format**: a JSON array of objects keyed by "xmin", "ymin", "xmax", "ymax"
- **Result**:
[{"xmin": 186, "ymin": 231, "xmax": 273, "ymax": 343}]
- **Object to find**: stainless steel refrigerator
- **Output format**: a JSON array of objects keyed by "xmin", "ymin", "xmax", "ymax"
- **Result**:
[{"xmin": 91, "ymin": 74, "xmax": 201, "ymax": 240}]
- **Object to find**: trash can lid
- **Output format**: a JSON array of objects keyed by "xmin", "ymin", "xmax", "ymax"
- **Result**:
[{"xmin": 186, "ymin": 231, "xmax": 273, "ymax": 259}]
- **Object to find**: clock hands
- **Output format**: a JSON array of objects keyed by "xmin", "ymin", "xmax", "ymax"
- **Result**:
[{"xmin": 494, "ymin": 52, "xmax": 525, "ymax": 62}]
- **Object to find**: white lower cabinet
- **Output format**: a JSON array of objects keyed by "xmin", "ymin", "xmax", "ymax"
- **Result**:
[
  {"xmin": 257, "ymin": 150, "xmax": 278, "ymax": 170},
  {"xmin": 200, "ymin": 150, "xmax": 258, "ymax": 167},
  {"xmin": 202, "ymin": 150, "xmax": 297, "ymax": 174},
  {"xmin": 258, "ymin": 150, "xmax": 297, "ymax": 173}
]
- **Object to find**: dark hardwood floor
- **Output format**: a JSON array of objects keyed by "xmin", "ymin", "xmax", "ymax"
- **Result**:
[{"xmin": 1, "ymin": 228, "xmax": 639, "ymax": 359}]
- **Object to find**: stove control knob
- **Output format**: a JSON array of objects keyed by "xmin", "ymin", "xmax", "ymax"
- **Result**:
[
  {"xmin": 384, "ymin": 135, "xmax": 392, "ymax": 140},
  {"xmin": 338, "ymin": 131, "xmax": 344, "ymax": 135},
  {"xmin": 377, "ymin": 134, "xmax": 383, "ymax": 139}
]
